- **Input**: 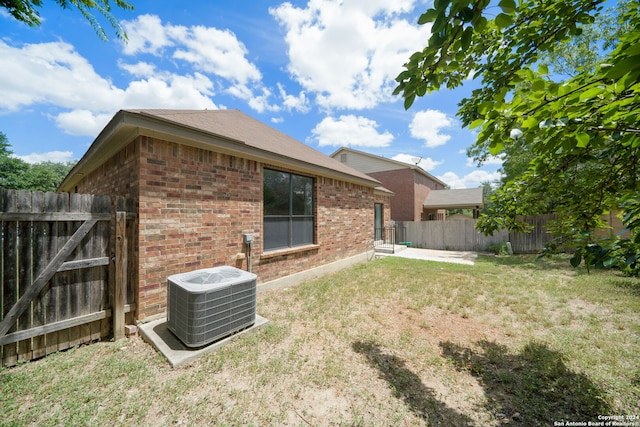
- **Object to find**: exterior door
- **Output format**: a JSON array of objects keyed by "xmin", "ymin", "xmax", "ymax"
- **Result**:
[{"xmin": 374, "ymin": 203, "xmax": 383, "ymax": 241}]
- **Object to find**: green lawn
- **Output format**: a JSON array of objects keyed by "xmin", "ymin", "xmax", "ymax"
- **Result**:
[{"xmin": 2, "ymin": 255, "xmax": 639, "ymax": 426}]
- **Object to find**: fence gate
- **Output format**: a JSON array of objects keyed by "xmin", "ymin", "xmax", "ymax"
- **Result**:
[{"xmin": 0, "ymin": 189, "xmax": 131, "ymax": 368}]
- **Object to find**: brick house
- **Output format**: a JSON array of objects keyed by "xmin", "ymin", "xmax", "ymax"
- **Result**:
[
  {"xmin": 331, "ymin": 147, "xmax": 447, "ymax": 221},
  {"xmin": 59, "ymin": 109, "xmax": 391, "ymax": 321}
]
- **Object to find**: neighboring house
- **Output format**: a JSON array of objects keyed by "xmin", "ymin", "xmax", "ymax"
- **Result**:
[
  {"xmin": 59, "ymin": 109, "xmax": 391, "ymax": 321},
  {"xmin": 423, "ymin": 187, "xmax": 485, "ymax": 220},
  {"xmin": 331, "ymin": 147, "xmax": 447, "ymax": 222}
]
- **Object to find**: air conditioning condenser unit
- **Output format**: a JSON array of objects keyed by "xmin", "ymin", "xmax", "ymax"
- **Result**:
[{"xmin": 167, "ymin": 266, "xmax": 257, "ymax": 347}]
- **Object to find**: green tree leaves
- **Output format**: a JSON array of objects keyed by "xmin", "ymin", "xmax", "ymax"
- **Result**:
[
  {"xmin": 0, "ymin": 134, "xmax": 75, "ymax": 192},
  {"xmin": 499, "ymin": 0, "xmax": 517, "ymax": 13},
  {"xmin": 396, "ymin": 0, "xmax": 640, "ymax": 271},
  {"xmin": 1, "ymin": 0, "xmax": 134, "ymax": 41}
]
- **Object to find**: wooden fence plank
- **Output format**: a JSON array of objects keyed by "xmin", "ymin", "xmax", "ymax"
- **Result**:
[
  {"xmin": 92, "ymin": 196, "xmax": 110, "ymax": 341},
  {"xmin": 0, "ymin": 219, "xmax": 98, "ymax": 338},
  {"xmin": 54, "ymin": 193, "xmax": 70, "ymax": 351},
  {"xmin": 0, "ymin": 212, "xmax": 111, "ymax": 221},
  {"xmin": 57, "ymin": 258, "xmax": 110, "ymax": 272},
  {"xmin": 0, "ymin": 309, "xmax": 111, "ymax": 345},
  {"xmin": 17, "ymin": 190, "xmax": 33, "ymax": 361},
  {"xmin": 2, "ymin": 190, "xmax": 18, "ymax": 366},
  {"xmin": 79, "ymin": 194, "xmax": 92, "ymax": 344},
  {"xmin": 43, "ymin": 192, "xmax": 59, "ymax": 356},
  {"xmin": 398, "ymin": 219, "xmax": 508, "ymax": 251},
  {"xmin": 113, "ymin": 211, "xmax": 126, "ymax": 340},
  {"xmin": 0, "ymin": 304, "xmax": 135, "ymax": 346},
  {"xmin": 400, "ymin": 216, "xmax": 563, "ymax": 253},
  {"xmin": 1, "ymin": 190, "xmax": 129, "ymax": 367},
  {"xmin": 509, "ymin": 215, "xmax": 556, "ymax": 254},
  {"xmin": 68, "ymin": 193, "xmax": 81, "ymax": 348},
  {"xmin": 31, "ymin": 192, "xmax": 47, "ymax": 359},
  {"xmin": 400, "ymin": 220, "xmax": 509, "ymax": 252}
]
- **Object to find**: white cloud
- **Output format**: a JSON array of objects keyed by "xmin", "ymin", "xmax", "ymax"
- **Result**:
[
  {"xmin": 121, "ymin": 14, "xmax": 172, "ymax": 55},
  {"xmin": 0, "ymin": 13, "xmax": 281, "ymax": 136},
  {"xmin": 270, "ymin": 1, "xmax": 430, "ymax": 110},
  {"xmin": 171, "ymin": 25, "xmax": 262, "ymax": 84},
  {"xmin": 278, "ymin": 83, "xmax": 310, "ymax": 113},
  {"xmin": 0, "ymin": 40, "xmax": 217, "ymax": 136},
  {"xmin": 123, "ymin": 14, "xmax": 265, "ymax": 107},
  {"xmin": 0, "ymin": 40, "xmax": 124, "ymax": 112},
  {"xmin": 16, "ymin": 151, "xmax": 76, "ymax": 164},
  {"xmin": 410, "ymin": 109, "xmax": 456, "ymax": 148},
  {"xmin": 123, "ymin": 73, "xmax": 216, "ymax": 108},
  {"xmin": 438, "ymin": 170, "xmax": 503, "ymax": 189},
  {"xmin": 53, "ymin": 110, "xmax": 114, "ymax": 136},
  {"xmin": 391, "ymin": 153, "xmax": 443, "ymax": 171},
  {"xmin": 311, "ymin": 115, "xmax": 394, "ymax": 147},
  {"xmin": 117, "ymin": 60, "xmax": 157, "ymax": 77},
  {"xmin": 247, "ymin": 87, "xmax": 280, "ymax": 113}
]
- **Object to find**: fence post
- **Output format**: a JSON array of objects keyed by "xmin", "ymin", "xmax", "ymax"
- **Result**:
[{"xmin": 113, "ymin": 211, "xmax": 126, "ymax": 341}]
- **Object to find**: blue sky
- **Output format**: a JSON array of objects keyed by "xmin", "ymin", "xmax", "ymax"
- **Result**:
[{"xmin": 0, "ymin": 0, "xmax": 504, "ymax": 188}]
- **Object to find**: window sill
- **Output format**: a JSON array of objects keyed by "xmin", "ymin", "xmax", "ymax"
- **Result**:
[{"xmin": 260, "ymin": 244, "xmax": 319, "ymax": 259}]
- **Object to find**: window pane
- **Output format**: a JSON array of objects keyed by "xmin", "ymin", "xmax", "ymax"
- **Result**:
[
  {"xmin": 264, "ymin": 170, "xmax": 290, "ymax": 215},
  {"xmin": 292, "ymin": 218, "xmax": 314, "ymax": 246},
  {"xmin": 264, "ymin": 217, "xmax": 290, "ymax": 250},
  {"xmin": 263, "ymin": 169, "xmax": 315, "ymax": 250},
  {"xmin": 291, "ymin": 175, "xmax": 313, "ymax": 215}
]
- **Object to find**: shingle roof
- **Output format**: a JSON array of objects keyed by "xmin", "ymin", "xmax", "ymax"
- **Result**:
[
  {"xmin": 423, "ymin": 188, "xmax": 484, "ymax": 209},
  {"xmin": 60, "ymin": 109, "xmax": 381, "ymax": 191},
  {"xmin": 129, "ymin": 109, "xmax": 378, "ymax": 183}
]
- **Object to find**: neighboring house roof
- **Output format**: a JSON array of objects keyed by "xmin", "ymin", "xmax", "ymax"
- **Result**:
[
  {"xmin": 330, "ymin": 147, "xmax": 448, "ymax": 187},
  {"xmin": 423, "ymin": 188, "xmax": 484, "ymax": 209},
  {"xmin": 59, "ymin": 109, "xmax": 381, "ymax": 192}
]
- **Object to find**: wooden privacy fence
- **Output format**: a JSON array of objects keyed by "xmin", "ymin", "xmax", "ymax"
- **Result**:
[
  {"xmin": 0, "ymin": 189, "xmax": 134, "ymax": 368},
  {"xmin": 508, "ymin": 215, "xmax": 557, "ymax": 254},
  {"xmin": 399, "ymin": 219, "xmax": 509, "ymax": 252},
  {"xmin": 399, "ymin": 217, "xmax": 555, "ymax": 253}
]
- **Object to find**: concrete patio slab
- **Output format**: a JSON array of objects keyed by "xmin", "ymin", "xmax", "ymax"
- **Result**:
[
  {"xmin": 378, "ymin": 247, "xmax": 478, "ymax": 265},
  {"xmin": 139, "ymin": 315, "xmax": 269, "ymax": 368}
]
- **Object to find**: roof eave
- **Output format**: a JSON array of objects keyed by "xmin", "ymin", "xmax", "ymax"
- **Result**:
[
  {"xmin": 59, "ymin": 111, "xmax": 381, "ymax": 192},
  {"xmin": 331, "ymin": 146, "xmax": 448, "ymax": 187}
]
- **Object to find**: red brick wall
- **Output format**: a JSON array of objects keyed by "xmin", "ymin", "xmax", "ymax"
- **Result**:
[
  {"xmin": 414, "ymin": 171, "xmax": 444, "ymax": 221},
  {"xmin": 76, "ymin": 135, "xmax": 379, "ymax": 320},
  {"xmin": 368, "ymin": 169, "xmax": 416, "ymax": 221},
  {"xmin": 368, "ymin": 169, "xmax": 444, "ymax": 221},
  {"xmin": 73, "ymin": 140, "xmax": 140, "ymax": 200}
]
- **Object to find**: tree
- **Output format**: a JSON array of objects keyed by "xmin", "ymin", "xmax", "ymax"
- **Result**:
[
  {"xmin": 467, "ymin": 1, "xmax": 632, "ymax": 186},
  {"xmin": 1, "ymin": 0, "xmax": 133, "ymax": 40},
  {"xmin": 0, "ymin": 132, "xmax": 29, "ymax": 189},
  {"xmin": 538, "ymin": 0, "xmax": 633, "ymax": 78},
  {"xmin": 0, "ymin": 135, "xmax": 76, "ymax": 191},
  {"xmin": 21, "ymin": 161, "xmax": 76, "ymax": 192},
  {"xmin": 394, "ymin": 0, "xmax": 640, "ymax": 270}
]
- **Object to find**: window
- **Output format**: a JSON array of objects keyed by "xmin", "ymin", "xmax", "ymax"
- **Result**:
[{"xmin": 263, "ymin": 169, "xmax": 314, "ymax": 251}]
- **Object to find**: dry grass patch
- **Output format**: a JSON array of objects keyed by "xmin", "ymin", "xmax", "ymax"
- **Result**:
[{"xmin": 2, "ymin": 255, "xmax": 639, "ymax": 426}]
